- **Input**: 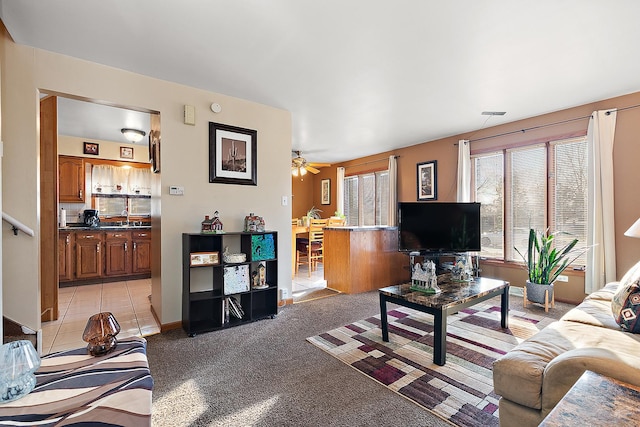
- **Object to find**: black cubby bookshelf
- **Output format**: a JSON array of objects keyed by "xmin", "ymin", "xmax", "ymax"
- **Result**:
[{"xmin": 182, "ymin": 231, "xmax": 278, "ymax": 336}]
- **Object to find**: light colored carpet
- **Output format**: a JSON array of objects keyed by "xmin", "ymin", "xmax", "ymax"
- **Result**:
[
  {"xmin": 146, "ymin": 291, "xmax": 452, "ymax": 427},
  {"xmin": 145, "ymin": 288, "xmax": 573, "ymax": 426}
]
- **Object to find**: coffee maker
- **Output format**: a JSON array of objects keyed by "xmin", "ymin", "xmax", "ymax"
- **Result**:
[{"xmin": 83, "ymin": 209, "xmax": 100, "ymax": 227}]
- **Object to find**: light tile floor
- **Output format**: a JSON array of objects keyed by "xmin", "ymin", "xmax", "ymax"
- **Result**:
[
  {"xmin": 42, "ymin": 279, "xmax": 160, "ymax": 354},
  {"xmin": 292, "ymin": 264, "xmax": 328, "ymax": 298}
]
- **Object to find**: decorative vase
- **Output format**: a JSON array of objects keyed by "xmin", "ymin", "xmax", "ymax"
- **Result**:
[{"xmin": 525, "ymin": 280, "xmax": 554, "ymax": 304}]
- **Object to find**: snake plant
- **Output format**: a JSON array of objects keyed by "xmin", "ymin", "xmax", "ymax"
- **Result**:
[{"xmin": 514, "ymin": 228, "xmax": 584, "ymax": 285}]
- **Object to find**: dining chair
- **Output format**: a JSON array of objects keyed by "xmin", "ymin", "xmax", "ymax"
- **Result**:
[
  {"xmin": 296, "ymin": 218, "xmax": 327, "ymax": 276},
  {"xmin": 291, "ymin": 218, "xmax": 299, "ymax": 226}
]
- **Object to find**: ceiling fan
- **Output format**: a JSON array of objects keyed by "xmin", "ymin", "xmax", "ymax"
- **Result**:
[{"xmin": 291, "ymin": 151, "xmax": 330, "ymax": 176}]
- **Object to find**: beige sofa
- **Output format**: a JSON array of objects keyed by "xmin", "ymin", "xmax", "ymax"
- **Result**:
[{"xmin": 493, "ymin": 282, "xmax": 640, "ymax": 426}]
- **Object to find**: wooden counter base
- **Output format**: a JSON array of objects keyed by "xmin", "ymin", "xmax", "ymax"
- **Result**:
[{"xmin": 324, "ymin": 227, "xmax": 409, "ymax": 294}]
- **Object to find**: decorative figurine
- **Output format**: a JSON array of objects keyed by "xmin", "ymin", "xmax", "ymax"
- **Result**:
[
  {"xmin": 410, "ymin": 260, "xmax": 441, "ymax": 294},
  {"xmin": 244, "ymin": 212, "xmax": 265, "ymax": 232},
  {"xmin": 211, "ymin": 211, "xmax": 224, "ymax": 233}
]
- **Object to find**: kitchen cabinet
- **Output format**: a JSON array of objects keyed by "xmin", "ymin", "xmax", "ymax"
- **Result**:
[
  {"xmin": 75, "ymin": 231, "xmax": 103, "ymax": 279},
  {"xmin": 58, "ymin": 231, "xmax": 74, "ymax": 282},
  {"xmin": 58, "ymin": 228, "xmax": 151, "ymax": 284},
  {"xmin": 104, "ymin": 231, "xmax": 132, "ymax": 276},
  {"xmin": 59, "ymin": 156, "xmax": 85, "ymax": 203},
  {"xmin": 132, "ymin": 230, "xmax": 151, "ymax": 274}
]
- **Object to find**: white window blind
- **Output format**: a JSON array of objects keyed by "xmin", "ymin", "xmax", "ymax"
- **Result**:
[
  {"xmin": 508, "ymin": 145, "xmax": 546, "ymax": 261},
  {"xmin": 472, "ymin": 136, "xmax": 588, "ymax": 267},
  {"xmin": 342, "ymin": 170, "xmax": 389, "ymax": 226},
  {"xmin": 362, "ymin": 174, "xmax": 375, "ymax": 226},
  {"xmin": 551, "ymin": 137, "xmax": 588, "ymax": 266},
  {"xmin": 375, "ymin": 171, "xmax": 389, "ymax": 225},
  {"xmin": 474, "ymin": 153, "xmax": 504, "ymax": 258},
  {"xmin": 344, "ymin": 176, "xmax": 359, "ymax": 226}
]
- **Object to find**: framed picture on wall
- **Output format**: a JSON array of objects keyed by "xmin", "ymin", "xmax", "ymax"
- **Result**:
[
  {"xmin": 321, "ymin": 178, "xmax": 331, "ymax": 205},
  {"xmin": 83, "ymin": 142, "xmax": 99, "ymax": 155},
  {"xmin": 417, "ymin": 160, "xmax": 437, "ymax": 200},
  {"xmin": 209, "ymin": 122, "xmax": 257, "ymax": 185},
  {"xmin": 120, "ymin": 146, "xmax": 134, "ymax": 159},
  {"xmin": 149, "ymin": 130, "xmax": 160, "ymax": 173}
]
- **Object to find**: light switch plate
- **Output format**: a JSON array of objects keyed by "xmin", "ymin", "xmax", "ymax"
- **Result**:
[{"xmin": 183, "ymin": 105, "xmax": 195, "ymax": 125}]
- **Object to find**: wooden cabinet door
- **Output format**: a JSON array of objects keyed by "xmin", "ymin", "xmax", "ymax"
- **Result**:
[
  {"xmin": 75, "ymin": 232, "xmax": 103, "ymax": 279},
  {"xmin": 58, "ymin": 232, "xmax": 74, "ymax": 282},
  {"xmin": 59, "ymin": 156, "xmax": 85, "ymax": 203},
  {"xmin": 132, "ymin": 231, "xmax": 151, "ymax": 274},
  {"xmin": 105, "ymin": 232, "xmax": 132, "ymax": 276}
]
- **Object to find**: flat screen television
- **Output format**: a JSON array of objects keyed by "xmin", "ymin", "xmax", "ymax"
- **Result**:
[{"xmin": 398, "ymin": 202, "xmax": 481, "ymax": 253}]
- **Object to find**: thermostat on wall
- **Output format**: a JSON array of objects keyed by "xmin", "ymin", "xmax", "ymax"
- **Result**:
[{"xmin": 210, "ymin": 103, "xmax": 222, "ymax": 113}]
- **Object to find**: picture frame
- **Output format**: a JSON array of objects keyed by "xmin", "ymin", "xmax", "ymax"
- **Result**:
[
  {"xmin": 83, "ymin": 142, "xmax": 99, "ymax": 155},
  {"xmin": 209, "ymin": 122, "xmax": 257, "ymax": 185},
  {"xmin": 120, "ymin": 146, "xmax": 134, "ymax": 159},
  {"xmin": 321, "ymin": 178, "xmax": 331, "ymax": 205},
  {"xmin": 149, "ymin": 130, "xmax": 160, "ymax": 173},
  {"xmin": 189, "ymin": 251, "xmax": 220, "ymax": 267},
  {"xmin": 417, "ymin": 160, "xmax": 437, "ymax": 200}
]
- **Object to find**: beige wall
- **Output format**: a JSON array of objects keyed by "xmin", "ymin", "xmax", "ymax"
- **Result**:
[
  {"xmin": 333, "ymin": 91, "xmax": 640, "ymax": 304},
  {"xmin": 58, "ymin": 134, "xmax": 150, "ymax": 163},
  {"xmin": 1, "ymin": 25, "xmax": 292, "ymax": 330}
]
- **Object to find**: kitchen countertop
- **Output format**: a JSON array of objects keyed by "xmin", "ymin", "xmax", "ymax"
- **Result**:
[{"xmin": 59, "ymin": 225, "xmax": 151, "ymax": 231}]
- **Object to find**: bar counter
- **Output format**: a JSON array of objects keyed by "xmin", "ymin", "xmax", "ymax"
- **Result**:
[{"xmin": 324, "ymin": 226, "xmax": 409, "ymax": 294}]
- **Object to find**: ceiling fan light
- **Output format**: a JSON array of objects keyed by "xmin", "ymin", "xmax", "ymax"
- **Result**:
[
  {"xmin": 121, "ymin": 128, "xmax": 146, "ymax": 143},
  {"xmin": 299, "ymin": 167, "xmax": 307, "ymax": 176},
  {"xmin": 291, "ymin": 167, "xmax": 299, "ymax": 177}
]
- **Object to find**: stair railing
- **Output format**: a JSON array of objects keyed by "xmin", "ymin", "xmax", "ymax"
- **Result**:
[{"xmin": 2, "ymin": 212, "xmax": 35, "ymax": 236}]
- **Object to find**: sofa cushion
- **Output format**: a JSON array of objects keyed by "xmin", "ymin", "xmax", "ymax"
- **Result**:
[
  {"xmin": 561, "ymin": 296, "xmax": 621, "ymax": 330},
  {"xmin": 612, "ymin": 263, "xmax": 640, "ymax": 333},
  {"xmin": 584, "ymin": 281, "xmax": 618, "ymax": 302}
]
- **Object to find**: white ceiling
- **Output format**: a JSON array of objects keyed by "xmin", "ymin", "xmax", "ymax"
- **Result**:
[
  {"xmin": 55, "ymin": 97, "xmax": 151, "ymax": 146},
  {"xmin": 3, "ymin": 1, "xmax": 640, "ymax": 163}
]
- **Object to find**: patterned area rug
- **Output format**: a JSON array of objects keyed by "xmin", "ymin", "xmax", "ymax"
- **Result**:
[{"xmin": 307, "ymin": 301, "xmax": 556, "ymax": 426}]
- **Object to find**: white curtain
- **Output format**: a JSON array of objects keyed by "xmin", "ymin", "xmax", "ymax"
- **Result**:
[
  {"xmin": 128, "ymin": 168, "xmax": 152, "ymax": 196},
  {"xmin": 457, "ymin": 140, "xmax": 471, "ymax": 202},
  {"xmin": 387, "ymin": 155, "xmax": 398, "ymax": 226},
  {"xmin": 586, "ymin": 109, "xmax": 617, "ymax": 293},
  {"xmin": 336, "ymin": 167, "xmax": 345, "ymax": 216}
]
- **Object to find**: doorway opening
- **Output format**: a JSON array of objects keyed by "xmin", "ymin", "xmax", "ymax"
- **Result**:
[{"xmin": 39, "ymin": 92, "xmax": 161, "ymax": 353}]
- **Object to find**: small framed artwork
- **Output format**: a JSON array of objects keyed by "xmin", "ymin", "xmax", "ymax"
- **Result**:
[
  {"xmin": 149, "ymin": 130, "xmax": 160, "ymax": 173},
  {"xmin": 417, "ymin": 160, "xmax": 437, "ymax": 200},
  {"xmin": 120, "ymin": 146, "xmax": 134, "ymax": 159},
  {"xmin": 321, "ymin": 178, "xmax": 331, "ymax": 205},
  {"xmin": 189, "ymin": 251, "xmax": 220, "ymax": 267},
  {"xmin": 209, "ymin": 122, "xmax": 257, "ymax": 185},
  {"xmin": 83, "ymin": 142, "xmax": 99, "ymax": 155}
]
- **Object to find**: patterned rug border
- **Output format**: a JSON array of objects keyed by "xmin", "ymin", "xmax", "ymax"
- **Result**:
[{"xmin": 307, "ymin": 302, "xmax": 555, "ymax": 427}]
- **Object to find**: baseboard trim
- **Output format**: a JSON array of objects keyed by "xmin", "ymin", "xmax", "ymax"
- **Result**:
[
  {"xmin": 278, "ymin": 298, "xmax": 294, "ymax": 307},
  {"xmin": 160, "ymin": 321, "xmax": 182, "ymax": 333},
  {"xmin": 150, "ymin": 303, "xmax": 182, "ymax": 332}
]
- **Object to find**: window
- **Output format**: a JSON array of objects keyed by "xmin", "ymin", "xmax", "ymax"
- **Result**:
[
  {"xmin": 343, "ymin": 170, "xmax": 389, "ymax": 226},
  {"xmin": 472, "ymin": 136, "xmax": 588, "ymax": 266}
]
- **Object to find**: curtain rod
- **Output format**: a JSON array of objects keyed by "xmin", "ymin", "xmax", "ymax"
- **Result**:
[
  {"xmin": 465, "ymin": 103, "xmax": 640, "ymax": 144},
  {"xmin": 344, "ymin": 155, "xmax": 399, "ymax": 169}
]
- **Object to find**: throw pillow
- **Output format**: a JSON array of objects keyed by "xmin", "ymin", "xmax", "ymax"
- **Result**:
[{"xmin": 611, "ymin": 260, "xmax": 640, "ymax": 333}]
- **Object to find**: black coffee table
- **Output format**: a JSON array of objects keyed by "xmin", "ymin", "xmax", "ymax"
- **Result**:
[{"xmin": 379, "ymin": 277, "xmax": 509, "ymax": 366}]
